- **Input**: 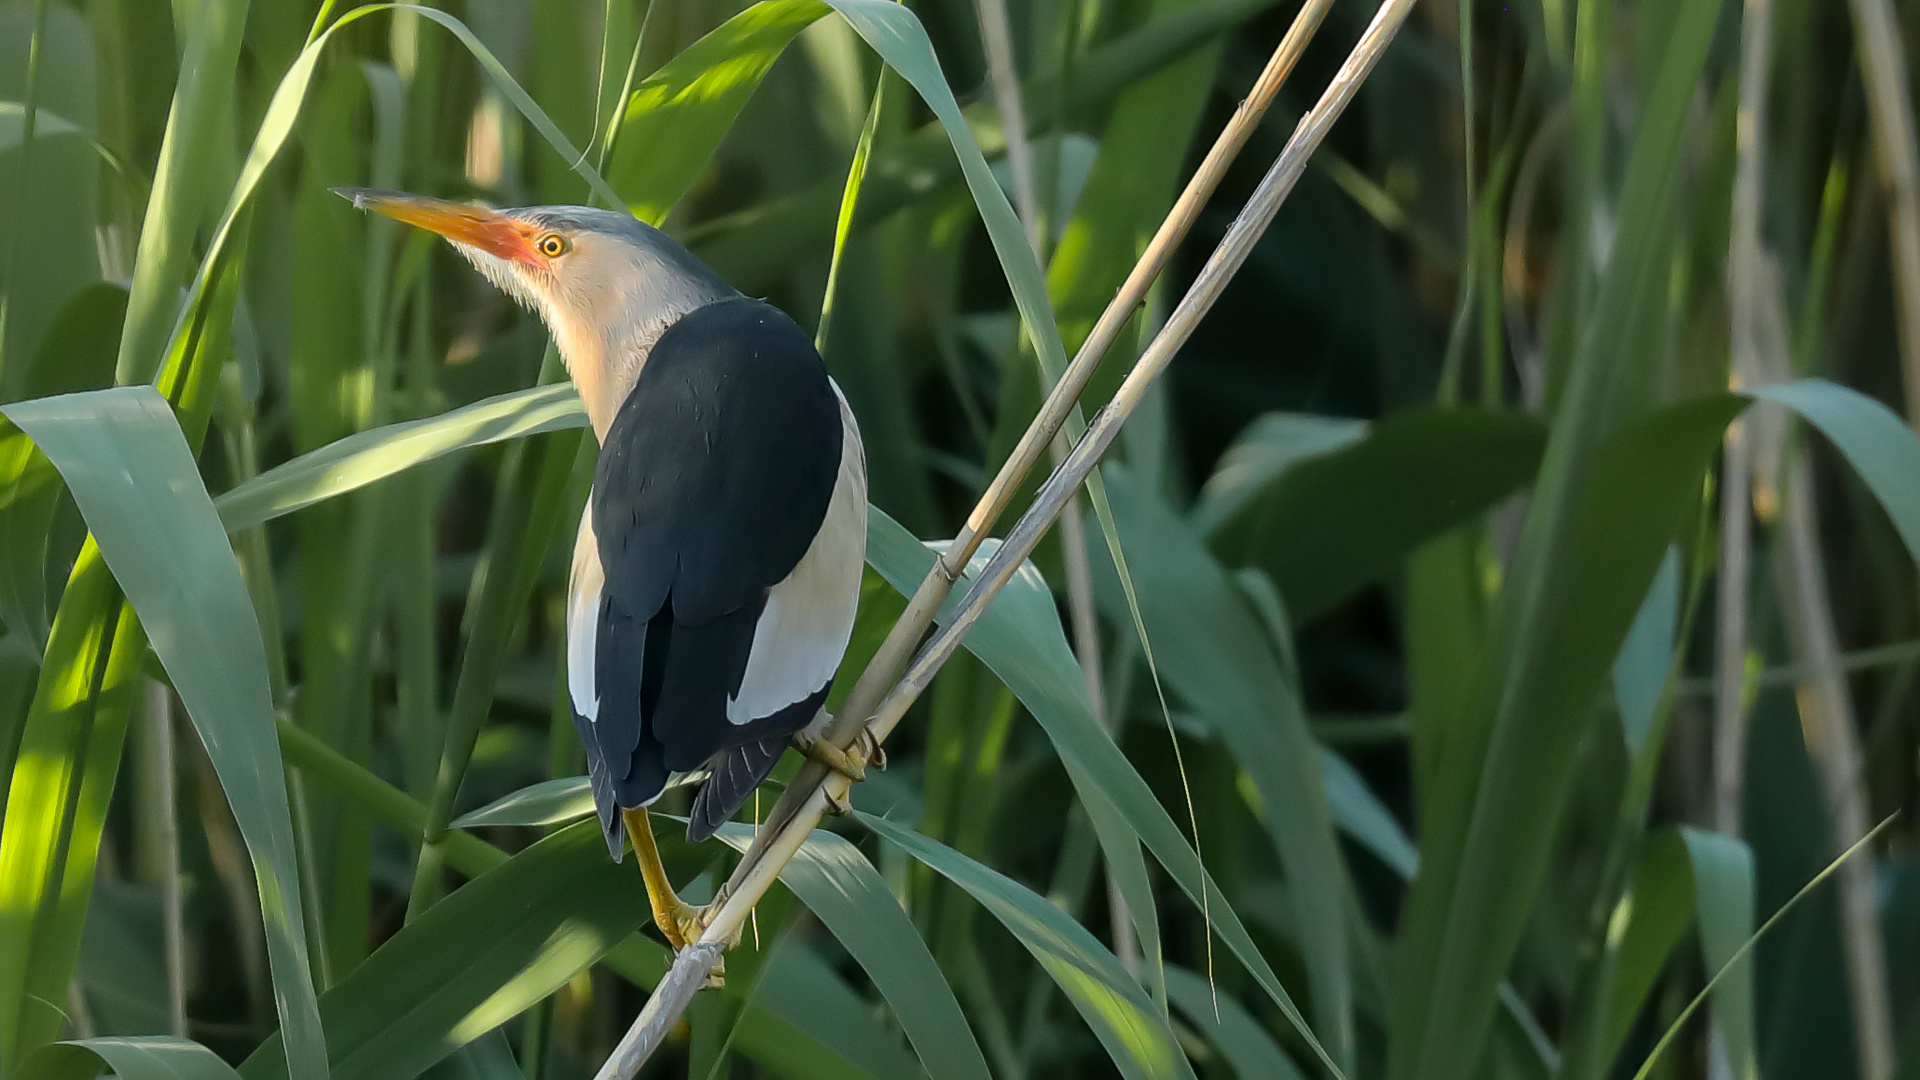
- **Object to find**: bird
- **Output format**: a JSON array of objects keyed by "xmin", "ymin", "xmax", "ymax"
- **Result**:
[{"xmin": 337, "ymin": 187, "xmax": 874, "ymax": 966}]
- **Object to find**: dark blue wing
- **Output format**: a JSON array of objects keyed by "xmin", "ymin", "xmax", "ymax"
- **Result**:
[{"xmin": 574, "ymin": 297, "xmax": 842, "ymax": 847}]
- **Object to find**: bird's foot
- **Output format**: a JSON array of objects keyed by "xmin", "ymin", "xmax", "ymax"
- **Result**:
[
  {"xmin": 653, "ymin": 892, "xmax": 709, "ymax": 953},
  {"xmin": 793, "ymin": 728, "xmax": 886, "ymax": 784},
  {"xmin": 655, "ymin": 893, "xmax": 739, "ymax": 989}
]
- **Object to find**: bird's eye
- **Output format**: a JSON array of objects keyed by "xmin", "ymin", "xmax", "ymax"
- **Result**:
[{"xmin": 537, "ymin": 234, "xmax": 570, "ymax": 258}]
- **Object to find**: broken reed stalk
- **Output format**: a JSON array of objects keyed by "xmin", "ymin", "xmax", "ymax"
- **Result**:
[{"xmin": 593, "ymin": 0, "xmax": 1407, "ymax": 1075}]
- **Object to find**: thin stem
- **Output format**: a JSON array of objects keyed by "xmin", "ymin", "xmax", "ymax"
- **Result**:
[
  {"xmin": 976, "ymin": 0, "xmax": 1042, "ymax": 251},
  {"xmin": 1774, "ymin": 460, "xmax": 1895, "ymax": 1080},
  {"xmin": 818, "ymin": 70, "xmax": 887, "ymax": 353},
  {"xmin": 0, "ymin": 0, "xmax": 49, "ymax": 388},
  {"xmin": 1712, "ymin": 429, "xmax": 1752, "ymax": 835},
  {"xmin": 977, "ymin": 0, "xmax": 1130, "ymax": 968},
  {"xmin": 1629, "ymin": 815, "xmax": 1898, "ymax": 1080},
  {"xmin": 1847, "ymin": 0, "xmax": 1920, "ymax": 428},
  {"xmin": 144, "ymin": 681, "xmax": 188, "ymax": 1036},
  {"xmin": 1716, "ymin": 0, "xmax": 1773, "ymax": 837}
]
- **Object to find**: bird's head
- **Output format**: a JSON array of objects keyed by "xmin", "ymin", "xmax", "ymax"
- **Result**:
[{"xmin": 335, "ymin": 187, "xmax": 733, "ymax": 437}]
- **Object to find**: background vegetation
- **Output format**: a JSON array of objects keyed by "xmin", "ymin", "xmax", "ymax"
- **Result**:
[{"xmin": 0, "ymin": 0, "xmax": 1916, "ymax": 1078}]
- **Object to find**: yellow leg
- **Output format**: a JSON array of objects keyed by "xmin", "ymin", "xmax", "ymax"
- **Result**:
[{"xmin": 622, "ymin": 806, "xmax": 708, "ymax": 950}]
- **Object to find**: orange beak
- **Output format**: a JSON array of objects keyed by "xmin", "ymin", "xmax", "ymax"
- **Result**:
[{"xmin": 334, "ymin": 187, "xmax": 535, "ymax": 265}]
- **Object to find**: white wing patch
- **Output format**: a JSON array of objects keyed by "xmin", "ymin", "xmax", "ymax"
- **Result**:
[
  {"xmin": 728, "ymin": 385, "xmax": 868, "ymax": 724},
  {"xmin": 567, "ymin": 505, "xmax": 604, "ymax": 722}
]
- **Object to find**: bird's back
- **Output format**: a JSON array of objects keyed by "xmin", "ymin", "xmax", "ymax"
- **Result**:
[{"xmin": 567, "ymin": 298, "xmax": 867, "ymax": 852}]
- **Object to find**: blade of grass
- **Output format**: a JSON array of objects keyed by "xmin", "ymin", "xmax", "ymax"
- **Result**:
[
  {"xmin": 606, "ymin": 0, "xmax": 832, "ymax": 224},
  {"xmin": 1097, "ymin": 466, "xmax": 1351, "ymax": 1063},
  {"xmin": 860, "ymin": 812, "xmax": 1196, "ymax": 1080},
  {"xmin": 1772, "ymin": 457, "xmax": 1896, "ymax": 1079},
  {"xmin": 22, "ymin": 1037, "xmax": 245, "ymax": 1080},
  {"xmin": 0, "ymin": 0, "xmax": 50, "ymax": 389},
  {"xmin": 213, "ymin": 384, "xmax": 586, "ymax": 531},
  {"xmin": 1628, "ymin": 816, "xmax": 1898, "ymax": 1080},
  {"xmin": 1386, "ymin": 2, "xmax": 1725, "ymax": 1072},
  {"xmin": 239, "ymin": 820, "xmax": 643, "ymax": 1080},
  {"xmin": 707, "ymin": 822, "xmax": 991, "ymax": 1080},
  {"xmin": 111, "ymin": 0, "xmax": 245, "ymax": 387},
  {"xmin": 1164, "ymin": 967, "xmax": 1308, "ymax": 1080},
  {"xmin": 1675, "ymin": 829, "xmax": 1758, "ymax": 1080},
  {"xmin": 1, "ymin": 387, "xmax": 324, "ymax": 1080},
  {"xmin": 1207, "ymin": 406, "xmax": 1548, "ymax": 622}
]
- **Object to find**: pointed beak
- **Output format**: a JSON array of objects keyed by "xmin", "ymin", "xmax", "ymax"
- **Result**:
[{"xmin": 333, "ymin": 187, "xmax": 535, "ymax": 264}]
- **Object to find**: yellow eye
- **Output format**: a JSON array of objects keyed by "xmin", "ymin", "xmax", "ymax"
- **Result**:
[{"xmin": 537, "ymin": 233, "xmax": 569, "ymax": 258}]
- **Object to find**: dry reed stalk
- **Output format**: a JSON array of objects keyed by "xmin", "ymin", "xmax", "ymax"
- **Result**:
[
  {"xmin": 149, "ymin": 681, "xmax": 188, "ymax": 1036},
  {"xmin": 976, "ymin": 0, "xmax": 1042, "ymax": 251},
  {"xmin": 1775, "ymin": 461, "xmax": 1895, "ymax": 1080},
  {"xmin": 593, "ymin": 0, "xmax": 1395, "ymax": 1073},
  {"xmin": 1831, "ymin": 2, "xmax": 1913, "ymax": 1075},
  {"xmin": 1715, "ymin": 0, "xmax": 1772, "ymax": 839},
  {"xmin": 976, "ymin": 0, "xmax": 1134, "ymax": 967},
  {"xmin": 1848, "ymin": 0, "xmax": 1920, "ymax": 427}
]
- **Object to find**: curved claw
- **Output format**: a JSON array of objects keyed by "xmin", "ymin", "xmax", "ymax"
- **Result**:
[{"xmin": 793, "ymin": 729, "xmax": 885, "ymax": 783}]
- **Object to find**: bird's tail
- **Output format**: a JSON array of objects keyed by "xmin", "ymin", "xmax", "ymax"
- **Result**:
[{"xmin": 687, "ymin": 736, "xmax": 788, "ymax": 842}]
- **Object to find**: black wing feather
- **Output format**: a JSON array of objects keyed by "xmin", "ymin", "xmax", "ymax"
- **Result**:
[{"xmin": 579, "ymin": 297, "xmax": 842, "ymax": 842}]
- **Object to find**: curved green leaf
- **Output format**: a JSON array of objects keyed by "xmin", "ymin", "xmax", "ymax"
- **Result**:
[
  {"xmin": 1099, "ymin": 466, "xmax": 1352, "ymax": 1064},
  {"xmin": 608, "ymin": 0, "xmax": 831, "ymax": 224},
  {"xmin": 1676, "ymin": 829, "xmax": 1756, "ymax": 1080},
  {"xmin": 450, "ymin": 776, "xmax": 594, "ymax": 829},
  {"xmin": 1389, "ymin": 389, "xmax": 1742, "ymax": 1080},
  {"xmin": 1, "ymin": 387, "xmax": 324, "ymax": 1080},
  {"xmin": 276, "ymin": 717, "xmax": 919, "ymax": 1080},
  {"xmin": 859, "ymin": 812, "xmax": 1195, "ymax": 1080},
  {"xmin": 21, "ymin": 1037, "xmax": 243, "ymax": 1080},
  {"xmin": 819, "ymin": 0, "xmax": 1068, "ymax": 383},
  {"xmin": 1208, "ymin": 407, "xmax": 1548, "ymax": 622},
  {"xmin": 744, "ymin": 941, "xmax": 930, "ymax": 1080},
  {"xmin": 710, "ymin": 823, "xmax": 991, "ymax": 1080},
  {"xmin": 1164, "ymin": 968, "xmax": 1307, "ymax": 1080},
  {"xmin": 1320, "ymin": 749, "xmax": 1417, "ymax": 879},
  {"xmin": 239, "ymin": 819, "xmax": 641, "ymax": 1080},
  {"xmin": 0, "ymin": 101, "xmax": 83, "ymax": 153},
  {"xmin": 1194, "ymin": 413, "xmax": 1368, "ymax": 535},
  {"xmin": 213, "ymin": 384, "xmax": 586, "ymax": 532},
  {"xmin": 687, "ymin": 0, "xmax": 1286, "ymax": 290},
  {"xmin": 1754, "ymin": 380, "xmax": 1920, "ymax": 563},
  {"xmin": 1612, "ymin": 548, "xmax": 1681, "ymax": 755},
  {"xmin": 141, "ymin": 1, "xmax": 619, "ymax": 391}
]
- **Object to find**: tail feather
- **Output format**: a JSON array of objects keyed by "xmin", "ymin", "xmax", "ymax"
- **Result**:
[
  {"xmin": 573, "ymin": 710, "xmax": 626, "ymax": 861},
  {"xmin": 687, "ymin": 736, "xmax": 788, "ymax": 842}
]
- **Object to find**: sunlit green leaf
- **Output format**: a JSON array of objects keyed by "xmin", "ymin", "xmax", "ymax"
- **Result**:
[
  {"xmin": 21, "ymin": 1037, "xmax": 243, "ymax": 1080},
  {"xmin": 1, "ymin": 387, "xmax": 324, "ymax": 1080},
  {"xmin": 214, "ymin": 384, "xmax": 586, "ymax": 532},
  {"xmin": 239, "ymin": 820, "xmax": 640, "ymax": 1080}
]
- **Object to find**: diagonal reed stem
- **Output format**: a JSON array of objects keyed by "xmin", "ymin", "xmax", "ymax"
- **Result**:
[{"xmin": 594, "ymin": 0, "xmax": 1410, "ymax": 1074}]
